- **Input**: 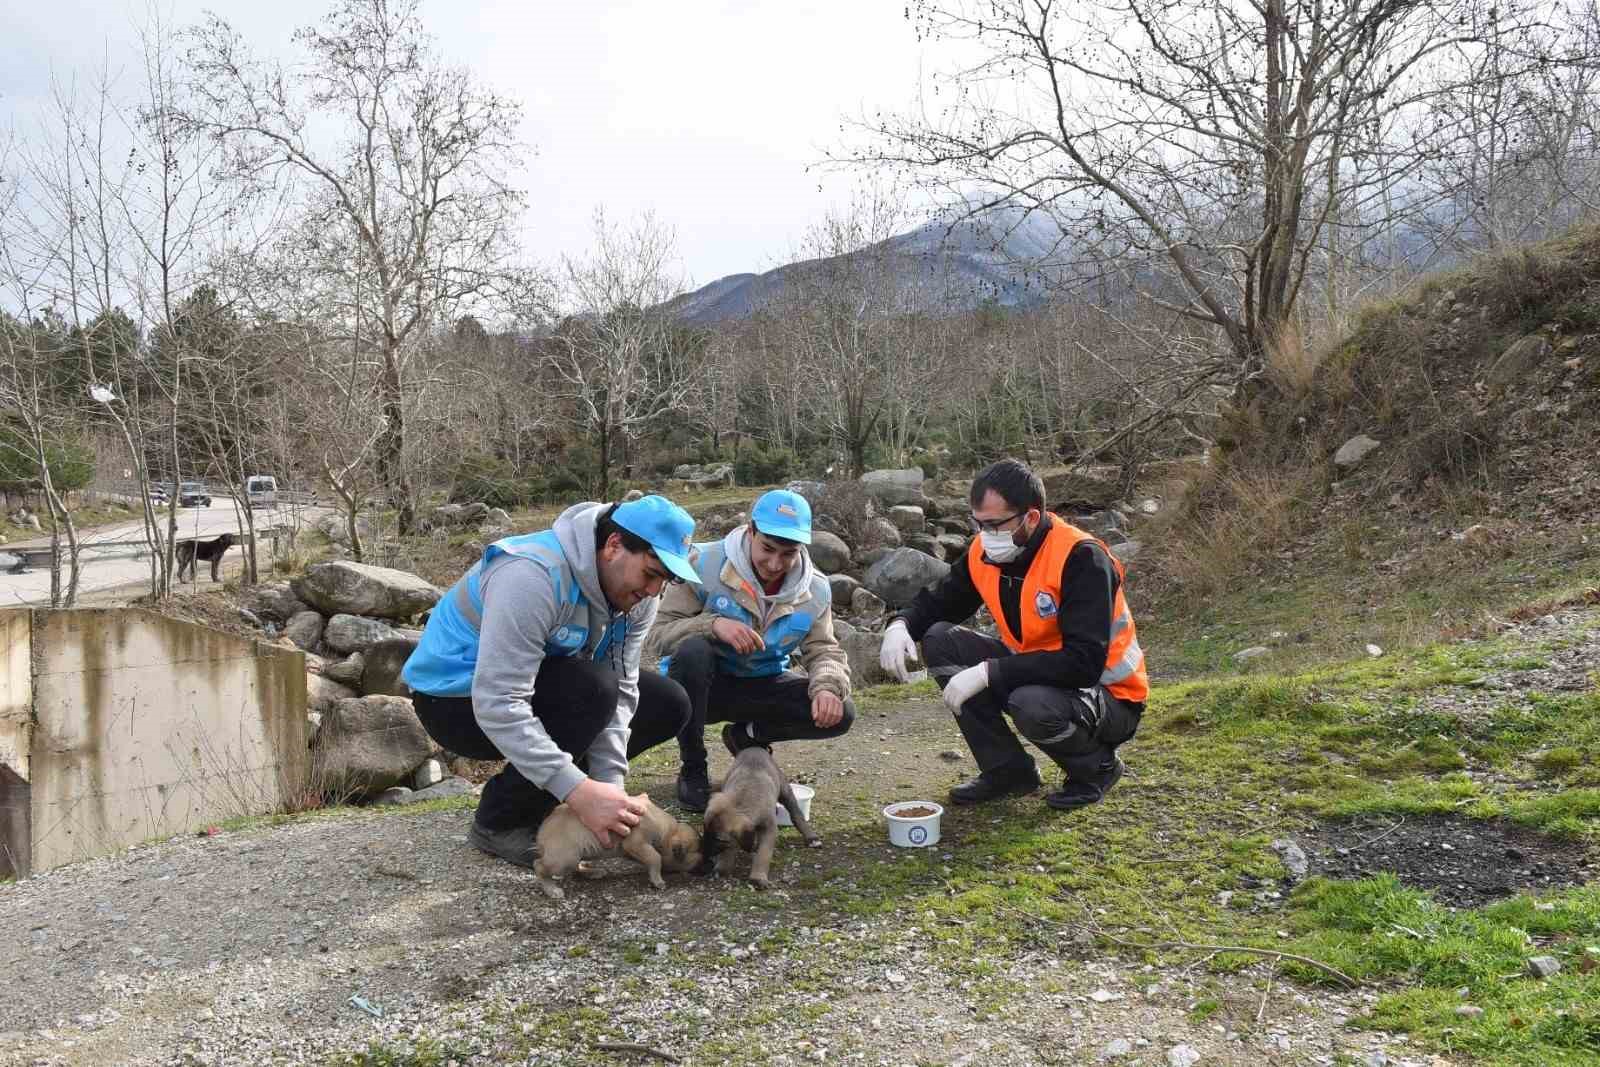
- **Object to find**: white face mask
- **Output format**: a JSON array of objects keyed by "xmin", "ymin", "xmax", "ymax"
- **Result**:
[{"xmin": 980, "ymin": 529, "xmax": 1024, "ymax": 563}]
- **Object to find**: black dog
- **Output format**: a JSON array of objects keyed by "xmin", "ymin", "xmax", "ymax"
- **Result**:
[{"xmin": 176, "ymin": 532, "xmax": 238, "ymax": 582}]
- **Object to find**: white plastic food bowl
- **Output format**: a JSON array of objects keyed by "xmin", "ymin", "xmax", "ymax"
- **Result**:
[
  {"xmin": 775, "ymin": 784, "xmax": 815, "ymax": 827},
  {"xmin": 884, "ymin": 800, "xmax": 944, "ymax": 847}
]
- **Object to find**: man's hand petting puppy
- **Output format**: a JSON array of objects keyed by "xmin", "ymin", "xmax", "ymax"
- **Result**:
[{"xmin": 564, "ymin": 779, "xmax": 644, "ymax": 846}]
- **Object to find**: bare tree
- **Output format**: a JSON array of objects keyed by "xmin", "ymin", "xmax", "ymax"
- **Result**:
[
  {"xmin": 546, "ymin": 210, "xmax": 696, "ymax": 498},
  {"xmin": 857, "ymin": 0, "xmax": 1578, "ymax": 398},
  {"xmin": 181, "ymin": 0, "xmax": 528, "ymax": 535}
]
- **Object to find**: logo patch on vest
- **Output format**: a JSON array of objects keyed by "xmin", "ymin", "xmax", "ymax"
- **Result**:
[
  {"xmin": 714, "ymin": 595, "xmax": 733, "ymax": 612},
  {"xmin": 1034, "ymin": 590, "xmax": 1059, "ymax": 619},
  {"xmin": 553, "ymin": 626, "xmax": 573, "ymax": 642}
]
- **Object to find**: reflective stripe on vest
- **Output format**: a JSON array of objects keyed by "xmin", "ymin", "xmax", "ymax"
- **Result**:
[{"xmin": 965, "ymin": 519, "xmax": 1149, "ymax": 703}]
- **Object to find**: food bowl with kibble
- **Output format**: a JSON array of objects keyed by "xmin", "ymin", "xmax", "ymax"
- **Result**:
[{"xmin": 883, "ymin": 800, "xmax": 943, "ymax": 847}]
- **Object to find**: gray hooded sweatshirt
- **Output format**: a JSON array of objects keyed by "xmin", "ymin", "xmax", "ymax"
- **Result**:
[{"xmin": 469, "ymin": 502, "xmax": 657, "ymax": 801}]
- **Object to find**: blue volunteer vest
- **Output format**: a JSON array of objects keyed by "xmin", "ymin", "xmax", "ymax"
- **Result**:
[
  {"xmin": 664, "ymin": 538, "xmax": 831, "ymax": 678},
  {"xmin": 401, "ymin": 530, "xmax": 626, "ymax": 697}
]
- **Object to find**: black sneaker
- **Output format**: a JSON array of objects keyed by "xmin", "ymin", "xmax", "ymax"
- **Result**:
[
  {"xmin": 1044, "ymin": 758, "xmax": 1126, "ymax": 811},
  {"xmin": 721, "ymin": 722, "xmax": 767, "ymax": 756},
  {"xmin": 676, "ymin": 765, "xmax": 712, "ymax": 812},
  {"xmin": 467, "ymin": 820, "xmax": 539, "ymax": 868},
  {"xmin": 948, "ymin": 764, "xmax": 1043, "ymax": 806}
]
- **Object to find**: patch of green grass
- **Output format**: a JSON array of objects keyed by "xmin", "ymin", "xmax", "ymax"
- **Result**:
[
  {"xmin": 330, "ymin": 1037, "xmax": 473, "ymax": 1067},
  {"xmin": 1285, "ymin": 875, "xmax": 1600, "ymax": 1063}
]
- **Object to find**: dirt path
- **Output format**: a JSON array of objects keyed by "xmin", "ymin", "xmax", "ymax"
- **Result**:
[{"xmin": 1, "ymin": 691, "xmax": 1445, "ymax": 1067}]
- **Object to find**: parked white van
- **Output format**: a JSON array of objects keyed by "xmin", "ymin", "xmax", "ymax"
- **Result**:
[{"xmin": 245, "ymin": 474, "xmax": 278, "ymax": 508}]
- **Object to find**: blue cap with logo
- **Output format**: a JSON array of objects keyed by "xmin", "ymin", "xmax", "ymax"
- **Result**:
[
  {"xmin": 611, "ymin": 495, "xmax": 700, "ymax": 584},
  {"xmin": 750, "ymin": 489, "xmax": 812, "ymax": 545}
]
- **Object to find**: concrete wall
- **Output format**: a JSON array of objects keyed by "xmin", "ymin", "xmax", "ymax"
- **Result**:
[{"xmin": 0, "ymin": 608, "xmax": 308, "ymax": 875}]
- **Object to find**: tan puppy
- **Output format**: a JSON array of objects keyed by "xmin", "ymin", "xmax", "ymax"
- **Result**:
[
  {"xmin": 700, "ymin": 748, "xmax": 821, "ymax": 890},
  {"xmin": 533, "ymin": 795, "xmax": 701, "ymax": 900}
]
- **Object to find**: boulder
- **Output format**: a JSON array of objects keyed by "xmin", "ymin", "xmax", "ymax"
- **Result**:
[
  {"xmin": 936, "ymin": 533, "xmax": 970, "ymax": 560},
  {"xmin": 362, "ymin": 637, "xmax": 419, "ymax": 697},
  {"xmin": 292, "ymin": 560, "xmax": 442, "ymax": 620},
  {"xmin": 784, "ymin": 480, "xmax": 825, "ymax": 503},
  {"xmin": 313, "ymin": 513, "xmax": 373, "ymax": 546},
  {"xmin": 850, "ymin": 587, "xmax": 886, "ymax": 620},
  {"xmin": 1040, "ymin": 470, "xmax": 1121, "ymax": 509},
  {"xmin": 828, "ymin": 573, "xmax": 862, "ymax": 607},
  {"xmin": 887, "ymin": 505, "xmax": 926, "ymax": 535},
  {"xmin": 809, "ymin": 530, "xmax": 852, "ymax": 572},
  {"xmin": 671, "ymin": 462, "xmax": 735, "ymax": 490},
  {"xmin": 1333, "ymin": 434, "xmax": 1382, "ymax": 469},
  {"xmin": 836, "ymin": 626, "xmax": 897, "ymax": 687},
  {"xmin": 307, "ymin": 672, "xmax": 360, "ymax": 716},
  {"xmin": 486, "ymin": 507, "xmax": 513, "ymax": 526},
  {"xmin": 1485, "ymin": 333, "xmax": 1553, "ymax": 388},
  {"xmin": 284, "ymin": 610, "xmax": 325, "ymax": 652},
  {"xmin": 1109, "ymin": 540, "xmax": 1143, "ymax": 563},
  {"xmin": 858, "ymin": 546, "xmax": 894, "ymax": 569},
  {"xmin": 413, "ymin": 758, "xmax": 445, "ymax": 789},
  {"xmin": 864, "ymin": 548, "xmax": 950, "ymax": 608},
  {"xmin": 373, "ymin": 776, "xmax": 477, "ymax": 806},
  {"xmin": 622, "ymin": 489, "xmax": 645, "ymax": 502},
  {"xmin": 323, "ymin": 613, "xmax": 405, "ymax": 656},
  {"xmin": 859, "ymin": 468, "xmax": 925, "ymax": 506},
  {"xmin": 324, "ymin": 653, "xmax": 366, "ymax": 687},
  {"xmin": 245, "ymin": 582, "xmax": 309, "ymax": 624},
  {"xmin": 311, "ymin": 694, "xmax": 432, "ymax": 799},
  {"xmin": 431, "ymin": 502, "xmax": 490, "ymax": 528},
  {"xmin": 906, "ymin": 533, "xmax": 942, "ymax": 558},
  {"xmin": 867, "ymin": 518, "xmax": 903, "ymax": 548}
]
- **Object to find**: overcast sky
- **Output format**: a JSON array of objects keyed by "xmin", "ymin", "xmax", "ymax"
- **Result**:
[{"xmin": 0, "ymin": 0, "xmax": 940, "ymax": 288}]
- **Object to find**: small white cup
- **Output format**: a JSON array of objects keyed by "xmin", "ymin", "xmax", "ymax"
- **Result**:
[{"xmin": 775, "ymin": 783, "xmax": 816, "ymax": 827}]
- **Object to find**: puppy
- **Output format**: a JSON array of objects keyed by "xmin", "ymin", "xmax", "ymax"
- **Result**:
[
  {"xmin": 699, "ymin": 747, "xmax": 821, "ymax": 890},
  {"xmin": 532, "ymin": 795, "xmax": 701, "ymax": 900}
]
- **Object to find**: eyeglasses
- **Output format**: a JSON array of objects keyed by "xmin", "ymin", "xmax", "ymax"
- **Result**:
[
  {"xmin": 969, "ymin": 510, "xmax": 1026, "ymax": 534},
  {"xmin": 644, "ymin": 558, "xmax": 684, "ymax": 586}
]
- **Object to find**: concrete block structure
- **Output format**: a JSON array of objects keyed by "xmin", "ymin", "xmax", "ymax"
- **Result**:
[{"xmin": 0, "ymin": 608, "xmax": 308, "ymax": 877}]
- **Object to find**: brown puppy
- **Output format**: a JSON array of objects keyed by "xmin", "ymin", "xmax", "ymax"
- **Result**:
[
  {"xmin": 533, "ymin": 795, "xmax": 701, "ymax": 900},
  {"xmin": 700, "ymin": 747, "xmax": 821, "ymax": 890}
]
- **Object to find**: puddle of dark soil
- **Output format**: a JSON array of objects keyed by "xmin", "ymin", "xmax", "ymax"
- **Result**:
[{"xmin": 1301, "ymin": 813, "xmax": 1596, "ymax": 908}]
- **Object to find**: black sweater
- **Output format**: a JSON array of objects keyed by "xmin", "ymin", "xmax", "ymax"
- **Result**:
[{"xmin": 899, "ymin": 514, "xmax": 1124, "ymax": 703}]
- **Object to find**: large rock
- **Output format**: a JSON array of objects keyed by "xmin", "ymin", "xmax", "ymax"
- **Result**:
[
  {"xmin": 324, "ymin": 653, "xmax": 366, "ymax": 687},
  {"xmin": 671, "ymin": 462, "xmax": 735, "ymax": 490},
  {"xmin": 859, "ymin": 468, "xmax": 926, "ymax": 506},
  {"xmin": 311, "ymin": 694, "xmax": 432, "ymax": 799},
  {"xmin": 292, "ymin": 560, "xmax": 442, "ymax": 620},
  {"xmin": 430, "ymin": 502, "xmax": 490, "ymax": 528},
  {"xmin": 850, "ymin": 587, "xmax": 886, "ymax": 621},
  {"xmin": 307, "ymin": 672, "xmax": 361, "ymax": 716},
  {"xmin": 284, "ymin": 610, "xmax": 325, "ymax": 652},
  {"xmin": 867, "ymin": 518, "xmax": 903, "ymax": 548},
  {"xmin": 784, "ymin": 480, "xmax": 825, "ymax": 503},
  {"xmin": 936, "ymin": 533, "xmax": 970, "ymax": 560},
  {"xmin": 906, "ymin": 533, "xmax": 942, "ymax": 558},
  {"xmin": 1485, "ymin": 333, "xmax": 1553, "ymax": 388},
  {"xmin": 864, "ymin": 548, "xmax": 950, "ymax": 608},
  {"xmin": 1333, "ymin": 434, "xmax": 1382, "ymax": 469},
  {"xmin": 828, "ymin": 573, "xmax": 862, "ymax": 606},
  {"xmin": 313, "ymin": 513, "xmax": 374, "ymax": 546},
  {"xmin": 809, "ymin": 530, "xmax": 852, "ymax": 572},
  {"xmin": 323, "ymin": 613, "xmax": 405, "ymax": 655},
  {"xmin": 887, "ymin": 505, "xmax": 927, "ymax": 535},
  {"xmin": 362, "ymin": 637, "xmax": 419, "ymax": 697},
  {"xmin": 858, "ymin": 546, "xmax": 894, "ymax": 569},
  {"xmin": 245, "ymin": 582, "xmax": 309, "ymax": 624},
  {"xmin": 835, "ymin": 626, "xmax": 897, "ymax": 687}
]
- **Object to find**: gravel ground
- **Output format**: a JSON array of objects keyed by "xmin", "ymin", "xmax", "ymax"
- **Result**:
[
  {"xmin": 0, "ymin": 802, "xmax": 1440, "ymax": 1067},
  {"xmin": 0, "ymin": 657, "xmax": 1514, "ymax": 1067}
]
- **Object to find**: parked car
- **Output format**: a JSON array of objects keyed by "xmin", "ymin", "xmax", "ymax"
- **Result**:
[
  {"xmin": 177, "ymin": 482, "xmax": 212, "ymax": 508},
  {"xmin": 245, "ymin": 474, "xmax": 278, "ymax": 508},
  {"xmin": 147, "ymin": 485, "xmax": 170, "ymax": 506}
]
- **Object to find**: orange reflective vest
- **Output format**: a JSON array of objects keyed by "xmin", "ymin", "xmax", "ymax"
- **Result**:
[{"xmin": 966, "ymin": 518, "xmax": 1148, "ymax": 703}]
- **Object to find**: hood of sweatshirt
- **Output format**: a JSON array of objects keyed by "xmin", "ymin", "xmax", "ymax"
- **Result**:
[{"xmin": 724, "ymin": 525, "xmax": 813, "ymax": 612}]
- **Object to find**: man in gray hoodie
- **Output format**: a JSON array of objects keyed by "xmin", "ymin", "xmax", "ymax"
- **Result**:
[
  {"xmin": 401, "ymin": 495, "xmax": 700, "ymax": 867},
  {"xmin": 637, "ymin": 489, "xmax": 854, "ymax": 811}
]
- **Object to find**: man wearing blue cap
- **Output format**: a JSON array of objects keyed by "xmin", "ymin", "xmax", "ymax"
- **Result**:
[
  {"xmin": 401, "ymin": 495, "xmax": 701, "ymax": 868},
  {"xmin": 635, "ymin": 489, "xmax": 854, "ymax": 812}
]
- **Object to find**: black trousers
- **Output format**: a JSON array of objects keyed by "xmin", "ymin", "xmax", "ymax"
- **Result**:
[
  {"xmin": 412, "ymin": 656, "xmax": 690, "ymax": 832},
  {"xmin": 631, "ymin": 635, "xmax": 856, "ymax": 771},
  {"xmin": 921, "ymin": 622, "xmax": 1141, "ymax": 783}
]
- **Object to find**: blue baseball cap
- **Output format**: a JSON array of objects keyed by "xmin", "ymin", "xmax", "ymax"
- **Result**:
[
  {"xmin": 611, "ymin": 495, "xmax": 700, "ymax": 584},
  {"xmin": 750, "ymin": 489, "xmax": 812, "ymax": 544}
]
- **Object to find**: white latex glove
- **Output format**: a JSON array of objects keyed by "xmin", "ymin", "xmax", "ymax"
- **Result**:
[
  {"xmin": 942, "ymin": 662, "xmax": 991, "ymax": 713},
  {"xmin": 878, "ymin": 619, "xmax": 918, "ymax": 682}
]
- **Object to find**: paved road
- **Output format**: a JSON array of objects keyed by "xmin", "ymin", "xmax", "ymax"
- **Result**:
[{"xmin": 1, "ymin": 501, "xmax": 325, "ymax": 607}]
